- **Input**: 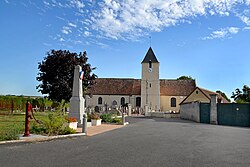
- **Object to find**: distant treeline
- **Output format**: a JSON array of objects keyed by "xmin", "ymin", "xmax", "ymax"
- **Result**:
[{"xmin": 0, "ymin": 95, "xmax": 69, "ymax": 113}]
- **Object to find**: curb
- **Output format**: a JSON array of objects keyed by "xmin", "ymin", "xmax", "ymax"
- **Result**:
[{"xmin": 0, "ymin": 133, "xmax": 86, "ymax": 145}]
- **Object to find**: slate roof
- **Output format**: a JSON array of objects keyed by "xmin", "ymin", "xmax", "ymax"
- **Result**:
[
  {"xmin": 141, "ymin": 47, "xmax": 159, "ymax": 63},
  {"xmin": 88, "ymin": 78, "xmax": 196, "ymax": 96}
]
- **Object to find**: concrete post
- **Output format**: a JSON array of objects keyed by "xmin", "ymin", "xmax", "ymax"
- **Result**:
[
  {"xmin": 128, "ymin": 104, "xmax": 132, "ymax": 116},
  {"xmin": 82, "ymin": 114, "xmax": 87, "ymax": 133},
  {"xmin": 69, "ymin": 65, "xmax": 85, "ymax": 125},
  {"xmin": 122, "ymin": 112, "xmax": 126, "ymax": 125},
  {"xmin": 210, "ymin": 94, "xmax": 218, "ymax": 125},
  {"xmin": 144, "ymin": 105, "xmax": 150, "ymax": 116}
]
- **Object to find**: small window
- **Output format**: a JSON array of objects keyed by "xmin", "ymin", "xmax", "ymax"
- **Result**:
[
  {"xmin": 196, "ymin": 91, "xmax": 199, "ymax": 94},
  {"xmin": 98, "ymin": 97, "xmax": 102, "ymax": 105},
  {"xmin": 171, "ymin": 97, "xmax": 176, "ymax": 107},
  {"xmin": 150, "ymin": 83, "xmax": 151, "ymax": 87},
  {"xmin": 112, "ymin": 100, "xmax": 117, "ymax": 106},
  {"xmin": 121, "ymin": 97, "xmax": 125, "ymax": 105},
  {"xmin": 149, "ymin": 60, "xmax": 152, "ymax": 68}
]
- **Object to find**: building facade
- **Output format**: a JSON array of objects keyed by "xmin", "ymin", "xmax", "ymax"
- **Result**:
[{"xmin": 86, "ymin": 47, "xmax": 196, "ymax": 113}]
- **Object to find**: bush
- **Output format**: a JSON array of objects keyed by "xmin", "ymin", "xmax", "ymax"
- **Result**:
[
  {"xmin": 101, "ymin": 114, "xmax": 112, "ymax": 123},
  {"xmin": 59, "ymin": 126, "xmax": 76, "ymax": 135},
  {"xmin": 89, "ymin": 112, "xmax": 100, "ymax": 120},
  {"xmin": 112, "ymin": 117, "xmax": 122, "ymax": 124},
  {"xmin": 30, "ymin": 112, "xmax": 76, "ymax": 136},
  {"xmin": 0, "ymin": 127, "xmax": 20, "ymax": 141}
]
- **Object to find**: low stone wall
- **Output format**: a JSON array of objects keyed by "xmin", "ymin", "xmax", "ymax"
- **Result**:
[
  {"xmin": 180, "ymin": 102, "xmax": 200, "ymax": 122},
  {"xmin": 149, "ymin": 112, "xmax": 180, "ymax": 118}
]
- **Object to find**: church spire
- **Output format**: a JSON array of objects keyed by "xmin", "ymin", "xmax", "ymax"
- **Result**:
[{"xmin": 141, "ymin": 47, "xmax": 159, "ymax": 63}]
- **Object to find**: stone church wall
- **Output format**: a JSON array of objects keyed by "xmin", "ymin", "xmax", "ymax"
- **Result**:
[
  {"xmin": 86, "ymin": 95, "xmax": 140, "ymax": 111},
  {"xmin": 160, "ymin": 96, "xmax": 186, "ymax": 112}
]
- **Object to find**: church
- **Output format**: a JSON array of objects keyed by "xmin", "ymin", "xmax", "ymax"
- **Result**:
[{"xmin": 86, "ymin": 47, "xmax": 196, "ymax": 113}]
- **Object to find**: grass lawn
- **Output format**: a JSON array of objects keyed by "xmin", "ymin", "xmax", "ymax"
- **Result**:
[
  {"xmin": 0, "ymin": 112, "xmax": 52, "ymax": 136},
  {"xmin": 0, "ymin": 113, "xmax": 25, "ymax": 133},
  {"xmin": 0, "ymin": 111, "xmax": 73, "ymax": 141}
]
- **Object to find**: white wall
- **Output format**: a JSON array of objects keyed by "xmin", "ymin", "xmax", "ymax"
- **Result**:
[{"xmin": 180, "ymin": 102, "xmax": 200, "ymax": 122}]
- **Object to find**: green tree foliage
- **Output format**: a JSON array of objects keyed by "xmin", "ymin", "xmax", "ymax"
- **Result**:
[
  {"xmin": 231, "ymin": 85, "xmax": 250, "ymax": 103},
  {"xmin": 216, "ymin": 91, "xmax": 231, "ymax": 102},
  {"xmin": 177, "ymin": 75, "xmax": 194, "ymax": 80},
  {"xmin": 0, "ymin": 95, "xmax": 54, "ymax": 112},
  {"xmin": 36, "ymin": 50, "xmax": 97, "ymax": 102}
]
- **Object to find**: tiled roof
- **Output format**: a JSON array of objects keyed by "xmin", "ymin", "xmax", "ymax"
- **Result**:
[
  {"xmin": 88, "ymin": 78, "xmax": 141, "ymax": 95},
  {"xmin": 88, "ymin": 78, "xmax": 196, "ymax": 96},
  {"xmin": 141, "ymin": 47, "xmax": 159, "ymax": 63},
  {"xmin": 198, "ymin": 87, "xmax": 230, "ymax": 103},
  {"xmin": 160, "ymin": 79, "xmax": 196, "ymax": 96}
]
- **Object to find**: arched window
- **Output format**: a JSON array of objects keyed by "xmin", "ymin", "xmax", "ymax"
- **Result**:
[
  {"xmin": 112, "ymin": 100, "xmax": 117, "ymax": 106},
  {"xmin": 121, "ymin": 97, "xmax": 125, "ymax": 105},
  {"xmin": 149, "ymin": 60, "xmax": 152, "ymax": 68},
  {"xmin": 171, "ymin": 97, "xmax": 176, "ymax": 107},
  {"xmin": 98, "ymin": 97, "xmax": 102, "ymax": 105},
  {"xmin": 136, "ymin": 97, "xmax": 141, "ymax": 107}
]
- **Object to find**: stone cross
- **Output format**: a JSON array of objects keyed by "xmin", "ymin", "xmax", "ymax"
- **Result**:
[{"xmin": 69, "ymin": 65, "xmax": 85, "ymax": 125}]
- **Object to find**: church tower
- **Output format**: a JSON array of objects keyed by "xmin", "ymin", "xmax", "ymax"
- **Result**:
[{"xmin": 141, "ymin": 47, "xmax": 160, "ymax": 111}]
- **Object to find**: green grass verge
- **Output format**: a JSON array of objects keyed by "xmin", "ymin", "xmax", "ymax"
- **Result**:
[{"xmin": 0, "ymin": 112, "xmax": 58, "ymax": 141}]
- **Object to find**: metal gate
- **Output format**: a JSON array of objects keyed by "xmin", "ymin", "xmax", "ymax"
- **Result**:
[
  {"xmin": 200, "ymin": 103, "xmax": 210, "ymax": 124},
  {"xmin": 217, "ymin": 103, "xmax": 250, "ymax": 127}
]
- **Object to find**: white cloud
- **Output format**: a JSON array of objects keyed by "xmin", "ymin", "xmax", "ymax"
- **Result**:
[
  {"xmin": 68, "ymin": 22, "xmax": 77, "ymax": 28},
  {"xmin": 69, "ymin": 0, "xmax": 84, "ymax": 9},
  {"xmin": 202, "ymin": 27, "xmax": 240, "ymax": 40},
  {"xmin": 89, "ymin": 0, "xmax": 250, "ymax": 40},
  {"xmin": 239, "ymin": 15, "xmax": 250, "ymax": 26},
  {"xmin": 84, "ymin": 31, "xmax": 90, "ymax": 36},
  {"xmin": 61, "ymin": 26, "xmax": 72, "ymax": 34},
  {"xmin": 228, "ymin": 27, "xmax": 239, "ymax": 34},
  {"xmin": 4, "ymin": 0, "xmax": 9, "ymax": 3}
]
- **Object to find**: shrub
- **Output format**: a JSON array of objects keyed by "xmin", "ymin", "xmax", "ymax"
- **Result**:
[
  {"xmin": 89, "ymin": 112, "xmax": 100, "ymax": 120},
  {"xmin": 59, "ymin": 126, "xmax": 76, "ymax": 135},
  {"xmin": 30, "ymin": 112, "xmax": 76, "ymax": 136},
  {"xmin": 0, "ymin": 127, "xmax": 20, "ymax": 141},
  {"xmin": 101, "ymin": 114, "xmax": 112, "ymax": 123},
  {"xmin": 112, "ymin": 117, "xmax": 122, "ymax": 124}
]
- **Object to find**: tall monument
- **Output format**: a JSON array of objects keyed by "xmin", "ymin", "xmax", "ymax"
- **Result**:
[
  {"xmin": 141, "ymin": 47, "xmax": 160, "ymax": 112},
  {"xmin": 69, "ymin": 65, "xmax": 85, "ymax": 124}
]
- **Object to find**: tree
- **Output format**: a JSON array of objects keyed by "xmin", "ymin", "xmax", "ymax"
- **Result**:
[
  {"xmin": 177, "ymin": 75, "xmax": 194, "ymax": 80},
  {"xmin": 37, "ymin": 50, "xmax": 97, "ymax": 102},
  {"xmin": 216, "ymin": 91, "xmax": 231, "ymax": 102},
  {"xmin": 231, "ymin": 85, "xmax": 250, "ymax": 103}
]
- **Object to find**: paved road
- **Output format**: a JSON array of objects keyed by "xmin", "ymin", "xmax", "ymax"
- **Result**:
[{"xmin": 1, "ymin": 117, "xmax": 250, "ymax": 167}]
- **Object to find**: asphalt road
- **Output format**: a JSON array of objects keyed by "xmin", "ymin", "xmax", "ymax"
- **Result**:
[{"xmin": 1, "ymin": 117, "xmax": 250, "ymax": 167}]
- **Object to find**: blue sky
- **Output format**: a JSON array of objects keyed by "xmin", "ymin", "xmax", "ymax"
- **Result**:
[{"xmin": 0, "ymin": 0, "xmax": 250, "ymax": 100}]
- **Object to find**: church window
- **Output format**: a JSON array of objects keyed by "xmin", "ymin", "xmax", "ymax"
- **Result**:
[
  {"xmin": 171, "ymin": 97, "xmax": 176, "ymax": 107},
  {"xmin": 98, "ymin": 97, "xmax": 102, "ymax": 105},
  {"xmin": 149, "ymin": 60, "xmax": 152, "ymax": 68},
  {"xmin": 121, "ymin": 97, "xmax": 125, "ymax": 105},
  {"xmin": 112, "ymin": 100, "xmax": 117, "ymax": 105},
  {"xmin": 150, "ymin": 83, "xmax": 151, "ymax": 87},
  {"xmin": 196, "ymin": 91, "xmax": 199, "ymax": 94},
  {"xmin": 136, "ymin": 97, "xmax": 141, "ymax": 107}
]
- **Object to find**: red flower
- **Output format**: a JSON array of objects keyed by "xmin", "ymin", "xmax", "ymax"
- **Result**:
[{"xmin": 66, "ymin": 117, "xmax": 77, "ymax": 123}]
